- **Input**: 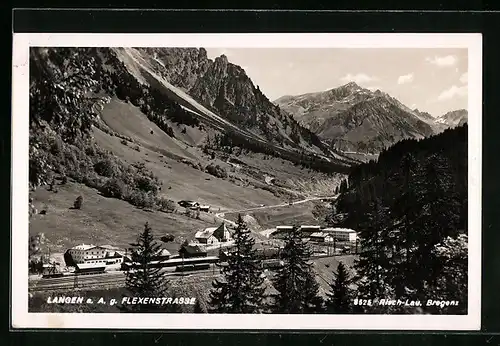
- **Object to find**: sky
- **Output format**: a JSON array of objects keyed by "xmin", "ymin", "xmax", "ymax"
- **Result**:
[{"xmin": 205, "ymin": 48, "xmax": 468, "ymax": 117}]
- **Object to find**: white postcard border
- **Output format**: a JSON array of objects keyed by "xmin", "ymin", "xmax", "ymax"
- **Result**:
[{"xmin": 12, "ymin": 33, "xmax": 482, "ymax": 330}]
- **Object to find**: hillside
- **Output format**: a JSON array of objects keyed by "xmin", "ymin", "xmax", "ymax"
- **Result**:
[
  {"xmin": 275, "ymin": 82, "xmax": 466, "ymax": 154},
  {"xmin": 28, "ymin": 47, "xmax": 348, "ymax": 260},
  {"xmin": 131, "ymin": 48, "xmax": 358, "ymax": 163}
]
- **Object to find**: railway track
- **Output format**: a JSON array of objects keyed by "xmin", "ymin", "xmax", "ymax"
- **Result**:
[{"xmin": 29, "ymin": 268, "xmax": 220, "ymax": 292}]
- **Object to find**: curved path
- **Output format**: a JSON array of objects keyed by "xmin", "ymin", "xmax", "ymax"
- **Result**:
[{"xmin": 214, "ymin": 194, "xmax": 339, "ymax": 236}]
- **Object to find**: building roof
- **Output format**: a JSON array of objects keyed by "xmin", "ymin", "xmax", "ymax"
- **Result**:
[
  {"xmin": 157, "ymin": 249, "xmax": 171, "ymax": 257},
  {"xmin": 103, "ymin": 251, "xmax": 123, "ymax": 259},
  {"xmin": 310, "ymin": 232, "xmax": 330, "ymax": 238},
  {"xmin": 180, "ymin": 244, "xmax": 207, "ymax": 255},
  {"xmin": 76, "ymin": 263, "xmax": 106, "ymax": 270},
  {"xmin": 100, "ymin": 245, "xmax": 120, "ymax": 250},
  {"xmin": 300, "ymin": 225, "xmax": 321, "ymax": 229},
  {"xmin": 276, "ymin": 226, "xmax": 294, "ymax": 230},
  {"xmin": 213, "ymin": 223, "xmax": 230, "ymax": 238},
  {"xmin": 196, "ymin": 223, "xmax": 230, "ymax": 240},
  {"xmin": 72, "ymin": 244, "xmax": 97, "ymax": 251},
  {"xmin": 195, "ymin": 227, "xmax": 217, "ymax": 239},
  {"xmin": 322, "ymin": 228, "xmax": 357, "ymax": 233}
]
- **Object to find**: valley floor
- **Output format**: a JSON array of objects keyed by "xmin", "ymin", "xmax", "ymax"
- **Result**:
[
  {"xmin": 28, "ymin": 98, "xmax": 348, "ymax": 312},
  {"xmin": 30, "ymin": 98, "xmax": 342, "ymax": 256}
]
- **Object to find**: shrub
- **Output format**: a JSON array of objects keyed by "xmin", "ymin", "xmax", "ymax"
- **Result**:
[
  {"xmin": 100, "ymin": 178, "xmax": 126, "ymax": 198},
  {"xmin": 82, "ymin": 173, "xmax": 102, "ymax": 190},
  {"xmin": 126, "ymin": 190, "xmax": 155, "ymax": 209},
  {"xmin": 156, "ymin": 197, "xmax": 176, "ymax": 213},
  {"xmin": 134, "ymin": 175, "xmax": 159, "ymax": 194},
  {"xmin": 120, "ymin": 139, "xmax": 128, "ymax": 146},
  {"xmin": 94, "ymin": 159, "xmax": 117, "ymax": 177},
  {"xmin": 61, "ymin": 175, "xmax": 68, "ymax": 185},
  {"xmin": 73, "ymin": 196, "xmax": 83, "ymax": 209},
  {"xmin": 205, "ymin": 163, "xmax": 228, "ymax": 179}
]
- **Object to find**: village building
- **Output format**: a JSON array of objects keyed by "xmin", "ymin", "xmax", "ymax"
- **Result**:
[
  {"xmin": 299, "ymin": 225, "xmax": 322, "ymax": 234},
  {"xmin": 67, "ymin": 244, "xmax": 124, "ymax": 265},
  {"xmin": 130, "ymin": 248, "xmax": 171, "ymax": 261},
  {"xmin": 309, "ymin": 232, "xmax": 334, "ymax": 243},
  {"xmin": 179, "ymin": 244, "xmax": 208, "ymax": 258},
  {"xmin": 322, "ymin": 228, "xmax": 358, "ymax": 242},
  {"xmin": 275, "ymin": 225, "xmax": 294, "ymax": 233},
  {"xmin": 195, "ymin": 223, "xmax": 232, "ymax": 244},
  {"xmin": 190, "ymin": 205, "xmax": 210, "ymax": 212}
]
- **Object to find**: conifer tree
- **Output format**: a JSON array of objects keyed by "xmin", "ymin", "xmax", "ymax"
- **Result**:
[
  {"xmin": 271, "ymin": 226, "xmax": 323, "ymax": 313},
  {"xmin": 353, "ymin": 196, "xmax": 394, "ymax": 312},
  {"xmin": 326, "ymin": 261, "xmax": 352, "ymax": 313},
  {"xmin": 123, "ymin": 222, "xmax": 169, "ymax": 313},
  {"xmin": 208, "ymin": 214, "xmax": 265, "ymax": 313}
]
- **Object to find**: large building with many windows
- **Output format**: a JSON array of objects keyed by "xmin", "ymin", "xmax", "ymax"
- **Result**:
[
  {"xmin": 322, "ymin": 228, "xmax": 358, "ymax": 242},
  {"xmin": 67, "ymin": 244, "xmax": 123, "ymax": 265}
]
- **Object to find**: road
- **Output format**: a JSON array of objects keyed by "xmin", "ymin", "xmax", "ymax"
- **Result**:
[
  {"xmin": 214, "ymin": 195, "xmax": 339, "ymax": 237},
  {"xmin": 214, "ymin": 195, "xmax": 338, "ymax": 226}
]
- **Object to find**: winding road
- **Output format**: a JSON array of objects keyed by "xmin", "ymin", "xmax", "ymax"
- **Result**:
[{"xmin": 214, "ymin": 194, "xmax": 339, "ymax": 237}]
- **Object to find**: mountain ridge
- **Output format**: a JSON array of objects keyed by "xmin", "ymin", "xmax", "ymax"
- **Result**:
[{"xmin": 274, "ymin": 83, "xmax": 468, "ymax": 153}]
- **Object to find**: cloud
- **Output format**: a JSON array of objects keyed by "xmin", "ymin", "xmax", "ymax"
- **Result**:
[
  {"xmin": 340, "ymin": 73, "xmax": 377, "ymax": 85},
  {"xmin": 425, "ymin": 55, "xmax": 458, "ymax": 67},
  {"xmin": 459, "ymin": 72, "xmax": 468, "ymax": 84},
  {"xmin": 397, "ymin": 73, "xmax": 414, "ymax": 85},
  {"xmin": 287, "ymin": 62, "xmax": 294, "ymax": 68},
  {"xmin": 437, "ymin": 84, "xmax": 468, "ymax": 101}
]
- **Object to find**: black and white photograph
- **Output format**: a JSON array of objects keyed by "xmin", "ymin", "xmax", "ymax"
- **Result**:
[{"xmin": 12, "ymin": 33, "xmax": 481, "ymax": 330}]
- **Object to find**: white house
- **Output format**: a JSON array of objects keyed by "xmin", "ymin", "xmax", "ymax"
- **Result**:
[
  {"xmin": 275, "ymin": 226, "xmax": 294, "ymax": 233},
  {"xmin": 322, "ymin": 228, "xmax": 358, "ymax": 242},
  {"xmin": 67, "ymin": 244, "xmax": 123, "ymax": 265},
  {"xmin": 195, "ymin": 223, "xmax": 231, "ymax": 244},
  {"xmin": 309, "ymin": 232, "xmax": 334, "ymax": 243}
]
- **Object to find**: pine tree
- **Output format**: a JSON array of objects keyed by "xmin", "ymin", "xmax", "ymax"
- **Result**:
[
  {"xmin": 429, "ymin": 234, "xmax": 468, "ymax": 314},
  {"xmin": 353, "ymin": 196, "xmax": 394, "ymax": 312},
  {"xmin": 326, "ymin": 261, "xmax": 352, "ymax": 313},
  {"xmin": 208, "ymin": 214, "xmax": 265, "ymax": 313},
  {"xmin": 271, "ymin": 226, "xmax": 323, "ymax": 313},
  {"xmin": 386, "ymin": 153, "xmax": 426, "ymax": 297},
  {"xmin": 122, "ymin": 222, "xmax": 169, "ymax": 313}
]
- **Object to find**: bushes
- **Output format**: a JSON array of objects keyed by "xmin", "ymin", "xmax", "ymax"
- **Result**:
[
  {"xmin": 134, "ymin": 175, "xmax": 159, "ymax": 194},
  {"xmin": 205, "ymin": 163, "xmax": 228, "ymax": 179},
  {"xmin": 100, "ymin": 178, "xmax": 126, "ymax": 198},
  {"xmin": 94, "ymin": 159, "xmax": 117, "ymax": 177},
  {"xmin": 30, "ymin": 125, "xmax": 169, "ymax": 211},
  {"xmin": 156, "ymin": 197, "xmax": 176, "ymax": 213},
  {"xmin": 125, "ymin": 190, "xmax": 155, "ymax": 209}
]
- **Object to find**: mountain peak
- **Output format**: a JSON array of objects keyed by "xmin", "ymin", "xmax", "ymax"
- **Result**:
[
  {"xmin": 342, "ymin": 81, "xmax": 361, "ymax": 89},
  {"xmin": 216, "ymin": 54, "xmax": 229, "ymax": 64}
]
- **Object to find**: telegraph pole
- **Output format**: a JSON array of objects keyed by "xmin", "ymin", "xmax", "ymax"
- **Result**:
[{"xmin": 74, "ymin": 271, "xmax": 79, "ymax": 289}]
